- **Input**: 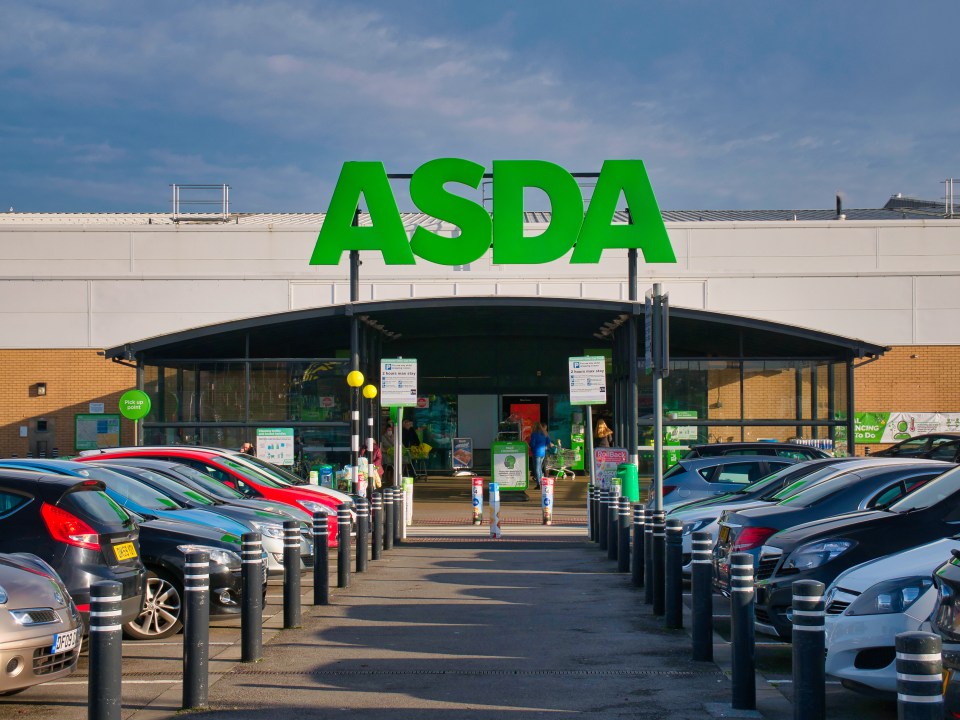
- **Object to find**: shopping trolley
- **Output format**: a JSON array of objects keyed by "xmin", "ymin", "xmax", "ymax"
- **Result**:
[{"xmin": 544, "ymin": 441, "xmax": 577, "ymax": 482}]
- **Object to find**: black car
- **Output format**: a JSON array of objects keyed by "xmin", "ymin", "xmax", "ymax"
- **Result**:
[
  {"xmin": 0, "ymin": 469, "xmax": 146, "ymax": 629},
  {"xmin": 128, "ymin": 514, "xmax": 266, "ymax": 640},
  {"xmin": 683, "ymin": 442, "xmax": 831, "ymax": 461},
  {"xmin": 872, "ymin": 433, "xmax": 960, "ymax": 462},
  {"xmin": 714, "ymin": 460, "xmax": 953, "ymax": 596},
  {"xmin": 753, "ymin": 463, "xmax": 960, "ymax": 640}
]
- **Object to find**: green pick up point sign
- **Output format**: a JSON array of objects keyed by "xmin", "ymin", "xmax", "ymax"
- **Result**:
[{"xmin": 119, "ymin": 390, "xmax": 151, "ymax": 420}]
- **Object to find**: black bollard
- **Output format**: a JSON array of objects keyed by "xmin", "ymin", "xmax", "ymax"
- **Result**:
[
  {"xmin": 665, "ymin": 518, "xmax": 683, "ymax": 629},
  {"xmin": 730, "ymin": 552, "xmax": 756, "ymax": 711},
  {"xmin": 598, "ymin": 489, "xmax": 609, "ymax": 551},
  {"xmin": 283, "ymin": 520, "xmax": 301, "ymax": 628},
  {"xmin": 312, "ymin": 512, "xmax": 329, "ymax": 606},
  {"xmin": 383, "ymin": 489, "xmax": 394, "ymax": 551},
  {"xmin": 371, "ymin": 493, "xmax": 383, "ymax": 561},
  {"xmin": 182, "ymin": 550, "xmax": 209, "ymax": 710},
  {"xmin": 896, "ymin": 632, "xmax": 943, "ymax": 720},
  {"xmin": 652, "ymin": 511, "xmax": 666, "ymax": 616},
  {"xmin": 607, "ymin": 494, "xmax": 619, "ymax": 561},
  {"xmin": 691, "ymin": 531, "xmax": 713, "ymax": 662},
  {"xmin": 586, "ymin": 485, "xmax": 594, "ymax": 540},
  {"xmin": 88, "ymin": 580, "xmax": 122, "ymax": 720},
  {"xmin": 617, "ymin": 497, "xmax": 631, "ymax": 573},
  {"xmin": 631, "ymin": 504, "xmax": 645, "ymax": 587},
  {"xmin": 393, "ymin": 487, "xmax": 404, "ymax": 545},
  {"xmin": 240, "ymin": 532, "xmax": 262, "ymax": 663},
  {"xmin": 337, "ymin": 503, "xmax": 352, "ymax": 589},
  {"xmin": 791, "ymin": 580, "xmax": 825, "ymax": 720},
  {"xmin": 643, "ymin": 510, "xmax": 655, "ymax": 604},
  {"xmin": 356, "ymin": 497, "xmax": 369, "ymax": 573}
]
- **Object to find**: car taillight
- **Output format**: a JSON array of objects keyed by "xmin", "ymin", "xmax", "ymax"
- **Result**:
[
  {"xmin": 732, "ymin": 526, "xmax": 777, "ymax": 552},
  {"xmin": 40, "ymin": 502, "xmax": 101, "ymax": 551},
  {"xmin": 661, "ymin": 485, "xmax": 677, "ymax": 498}
]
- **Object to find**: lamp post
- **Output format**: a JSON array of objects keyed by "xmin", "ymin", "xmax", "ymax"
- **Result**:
[
  {"xmin": 347, "ymin": 370, "xmax": 364, "ymax": 495},
  {"xmin": 363, "ymin": 383, "xmax": 378, "ymax": 499}
]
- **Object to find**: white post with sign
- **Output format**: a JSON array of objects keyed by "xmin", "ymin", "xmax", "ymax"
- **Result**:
[
  {"xmin": 381, "ymin": 358, "xmax": 417, "ymax": 495},
  {"xmin": 569, "ymin": 356, "xmax": 607, "ymax": 491}
]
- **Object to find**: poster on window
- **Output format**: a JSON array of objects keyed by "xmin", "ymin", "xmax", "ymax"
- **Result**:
[{"xmin": 256, "ymin": 428, "xmax": 295, "ymax": 465}]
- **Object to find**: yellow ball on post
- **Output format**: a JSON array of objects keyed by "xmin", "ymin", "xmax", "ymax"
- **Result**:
[
  {"xmin": 362, "ymin": 384, "xmax": 378, "ymax": 400},
  {"xmin": 346, "ymin": 370, "xmax": 365, "ymax": 388}
]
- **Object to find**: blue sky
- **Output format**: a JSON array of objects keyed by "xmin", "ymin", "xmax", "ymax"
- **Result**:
[{"xmin": 3, "ymin": 1, "xmax": 958, "ymax": 213}]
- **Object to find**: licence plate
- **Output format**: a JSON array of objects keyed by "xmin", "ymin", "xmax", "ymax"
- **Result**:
[
  {"xmin": 51, "ymin": 627, "xmax": 79, "ymax": 654},
  {"xmin": 113, "ymin": 542, "xmax": 137, "ymax": 561}
]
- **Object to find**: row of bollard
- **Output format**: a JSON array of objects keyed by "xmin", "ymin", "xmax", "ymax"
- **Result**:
[
  {"xmin": 586, "ymin": 486, "xmax": 946, "ymax": 719},
  {"xmin": 87, "ymin": 487, "xmax": 409, "ymax": 720}
]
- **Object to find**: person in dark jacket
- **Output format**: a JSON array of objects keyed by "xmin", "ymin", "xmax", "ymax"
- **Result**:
[{"xmin": 529, "ymin": 422, "xmax": 554, "ymax": 489}]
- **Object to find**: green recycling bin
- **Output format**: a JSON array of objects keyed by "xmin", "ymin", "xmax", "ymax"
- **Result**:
[{"xmin": 617, "ymin": 463, "xmax": 640, "ymax": 503}]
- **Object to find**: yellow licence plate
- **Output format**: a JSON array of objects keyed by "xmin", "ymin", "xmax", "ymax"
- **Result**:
[{"xmin": 113, "ymin": 542, "xmax": 137, "ymax": 561}]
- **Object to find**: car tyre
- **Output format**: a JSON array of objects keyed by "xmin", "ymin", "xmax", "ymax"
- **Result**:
[{"xmin": 123, "ymin": 568, "xmax": 183, "ymax": 640}]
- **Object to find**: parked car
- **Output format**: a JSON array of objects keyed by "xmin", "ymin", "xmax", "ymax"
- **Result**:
[
  {"xmin": 0, "ymin": 460, "xmax": 266, "ymax": 640},
  {"xmin": 0, "ymin": 553, "xmax": 82, "ymax": 696},
  {"xmin": 648, "ymin": 455, "xmax": 799, "ymax": 509},
  {"xmin": 714, "ymin": 461, "xmax": 952, "ymax": 596},
  {"xmin": 931, "ymin": 551, "xmax": 960, "ymax": 715},
  {"xmin": 85, "ymin": 462, "xmax": 313, "ymax": 576},
  {"xmin": 872, "ymin": 432, "xmax": 960, "ymax": 462},
  {"xmin": 74, "ymin": 448, "xmax": 349, "ymax": 544},
  {"xmin": 824, "ymin": 537, "xmax": 955, "ymax": 696},
  {"xmin": 753, "ymin": 463, "xmax": 960, "ymax": 640},
  {"xmin": 671, "ymin": 457, "xmax": 863, "ymax": 573},
  {"xmin": 682, "ymin": 442, "xmax": 831, "ymax": 461},
  {"xmin": 0, "ymin": 468, "xmax": 145, "ymax": 630}
]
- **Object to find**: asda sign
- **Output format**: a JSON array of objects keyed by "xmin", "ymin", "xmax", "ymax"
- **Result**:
[{"xmin": 310, "ymin": 159, "xmax": 676, "ymax": 266}]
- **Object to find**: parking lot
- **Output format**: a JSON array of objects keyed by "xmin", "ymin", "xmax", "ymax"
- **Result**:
[{"xmin": 0, "ymin": 516, "xmax": 904, "ymax": 720}]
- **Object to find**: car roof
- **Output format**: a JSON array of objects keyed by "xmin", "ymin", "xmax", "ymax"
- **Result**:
[{"xmin": 677, "ymin": 454, "xmax": 799, "ymax": 468}]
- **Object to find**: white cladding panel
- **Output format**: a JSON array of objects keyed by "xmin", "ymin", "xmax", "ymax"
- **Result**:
[{"xmin": 0, "ymin": 217, "xmax": 959, "ymax": 348}]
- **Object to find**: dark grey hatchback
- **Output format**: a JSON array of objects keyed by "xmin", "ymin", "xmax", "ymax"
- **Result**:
[{"xmin": 0, "ymin": 468, "xmax": 146, "ymax": 630}]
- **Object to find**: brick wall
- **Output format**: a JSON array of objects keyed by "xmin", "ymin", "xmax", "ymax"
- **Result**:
[{"xmin": 0, "ymin": 350, "xmax": 136, "ymax": 458}]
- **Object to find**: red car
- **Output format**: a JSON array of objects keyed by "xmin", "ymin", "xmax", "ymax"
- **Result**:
[{"xmin": 76, "ymin": 448, "xmax": 345, "ymax": 547}]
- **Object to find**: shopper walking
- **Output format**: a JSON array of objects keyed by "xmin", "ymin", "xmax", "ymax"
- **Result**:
[{"xmin": 529, "ymin": 422, "xmax": 554, "ymax": 489}]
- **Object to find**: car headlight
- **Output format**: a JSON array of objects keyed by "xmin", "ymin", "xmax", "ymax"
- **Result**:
[
  {"xmin": 177, "ymin": 544, "xmax": 242, "ymax": 571},
  {"xmin": 298, "ymin": 500, "xmax": 333, "ymax": 515},
  {"xmin": 250, "ymin": 521, "xmax": 285, "ymax": 540},
  {"xmin": 846, "ymin": 576, "xmax": 933, "ymax": 616},
  {"xmin": 682, "ymin": 518, "xmax": 711, "ymax": 536},
  {"xmin": 782, "ymin": 539, "xmax": 855, "ymax": 572},
  {"xmin": 0, "ymin": 584, "xmax": 7, "ymax": 605}
]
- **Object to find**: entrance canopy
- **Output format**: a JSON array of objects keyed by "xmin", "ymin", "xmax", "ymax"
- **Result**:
[{"xmin": 106, "ymin": 297, "xmax": 887, "ymax": 468}]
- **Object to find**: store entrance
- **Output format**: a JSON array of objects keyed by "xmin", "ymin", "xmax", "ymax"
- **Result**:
[{"xmin": 501, "ymin": 395, "xmax": 549, "ymax": 444}]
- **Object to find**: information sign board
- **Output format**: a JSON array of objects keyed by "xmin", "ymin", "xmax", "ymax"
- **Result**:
[
  {"xmin": 75, "ymin": 414, "xmax": 121, "ymax": 451},
  {"xmin": 593, "ymin": 447, "xmax": 628, "ymax": 491},
  {"xmin": 491, "ymin": 441, "xmax": 529, "ymax": 491},
  {"xmin": 256, "ymin": 428, "xmax": 295, "ymax": 466},
  {"xmin": 380, "ymin": 358, "xmax": 418, "ymax": 407},
  {"xmin": 568, "ymin": 356, "xmax": 607, "ymax": 405}
]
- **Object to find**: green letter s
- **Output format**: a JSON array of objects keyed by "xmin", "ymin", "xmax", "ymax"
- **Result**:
[{"xmin": 409, "ymin": 158, "xmax": 491, "ymax": 265}]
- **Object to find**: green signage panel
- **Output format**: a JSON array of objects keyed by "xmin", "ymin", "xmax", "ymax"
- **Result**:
[
  {"xmin": 119, "ymin": 390, "xmax": 151, "ymax": 420},
  {"xmin": 491, "ymin": 441, "xmax": 529, "ymax": 492},
  {"xmin": 75, "ymin": 414, "xmax": 121, "ymax": 451}
]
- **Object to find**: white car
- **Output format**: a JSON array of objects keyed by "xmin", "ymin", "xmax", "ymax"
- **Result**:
[{"xmin": 823, "ymin": 537, "xmax": 957, "ymax": 695}]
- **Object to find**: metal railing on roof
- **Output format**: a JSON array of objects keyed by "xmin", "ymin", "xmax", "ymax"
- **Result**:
[{"xmin": 171, "ymin": 184, "xmax": 230, "ymax": 222}]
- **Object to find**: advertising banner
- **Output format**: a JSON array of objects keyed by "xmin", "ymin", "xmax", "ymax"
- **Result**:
[
  {"xmin": 256, "ymin": 428, "xmax": 295, "ymax": 465},
  {"xmin": 452, "ymin": 437, "xmax": 474, "ymax": 471},
  {"xmin": 492, "ymin": 441, "xmax": 529, "ymax": 491},
  {"xmin": 594, "ymin": 447, "xmax": 628, "ymax": 491},
  {"xmin": 838, "ymin": 412, "xmax": 960, "ymax": 443},
  {"xmin": 75, "ymin": 414, "xmax": 121, "ymax": 450}
]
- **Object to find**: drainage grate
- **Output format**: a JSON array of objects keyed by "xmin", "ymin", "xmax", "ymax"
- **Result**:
[{"xmin": 229, "ymin": 668, "xmax": 724, "ymax": 678}]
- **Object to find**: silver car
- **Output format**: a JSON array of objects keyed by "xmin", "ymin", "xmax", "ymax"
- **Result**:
[
  {"xmin": 0, "ymin": 553, "xmax": 81, "ymax": 695},
  {"xmin": 649, "ymin": 455, "xmax": 800, "ymax": 509}
]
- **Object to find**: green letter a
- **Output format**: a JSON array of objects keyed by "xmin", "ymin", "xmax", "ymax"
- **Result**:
[
  {"xmin": 570, "ymin": 160, "xmax": 676, "ymax": 264},
  {"xmin": 310, "ymin": 161, "xmax": 416, "ymax": 265}
]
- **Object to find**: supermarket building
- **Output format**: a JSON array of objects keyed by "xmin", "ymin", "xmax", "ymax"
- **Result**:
[{"xmin": 1, "ymin": 185, "xmax": 959, "ymax": 470}]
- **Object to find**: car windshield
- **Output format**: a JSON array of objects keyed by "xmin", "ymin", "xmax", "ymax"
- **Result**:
[
  {"xmin": 231, "ymin": 453, "xmax": 303, "ymax": 485},
  {"xmin": 64, "ymin": 488, "xmax": 133, "ymax": 526},
  {"xmin": 170, "ymin": 465, "xmax": 246, "ymax": 500},
  {"xmin": 888, "ymin": 465, "xmax": 960, "ymax": 512},
  {"xmin": 217, "ymin": 456, "xmax": 287, "ymax": 488},
  {"xmin": 78, "ymin": 466, "xmax": 185, "ymax": 511},
  {"xmin": 768, "ymin": 465, "xmax": 852, "ymax": 501},
  {"xmin": 111, "ymin": 466, "xmax": 217, "ymax": 506}
]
